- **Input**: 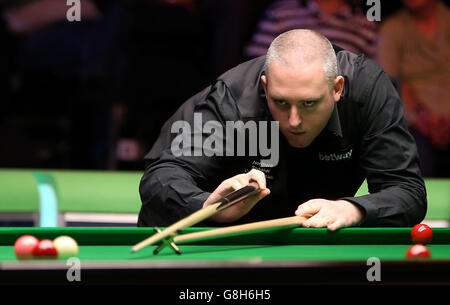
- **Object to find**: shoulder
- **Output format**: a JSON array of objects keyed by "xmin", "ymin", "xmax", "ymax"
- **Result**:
[
  {"xmin": 336, "ymin": 50, "xmax": 391, "ymax": 107},
  {"xmin": 336, "ymin": 50, "xmax": 383, "ymax": 85},
  {"xmin": 217, "ymin": 56, "xmax": 265, "ymax": 96},
  {"xmin": 216, "ymin": 56, "xmax": 268, "ymax": 119}
]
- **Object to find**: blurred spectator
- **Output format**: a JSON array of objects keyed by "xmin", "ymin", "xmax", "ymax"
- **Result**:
[
  {"xmin": 377, "ymin": 0, "xmax": 450, "ymax": 177},
  {"xmin": 245, "ymin": 0, "xmax": 379, "ymax": 60},
  {"xmin": 0, "ymin": 0, "xmax": 128, "ymax": 169}
]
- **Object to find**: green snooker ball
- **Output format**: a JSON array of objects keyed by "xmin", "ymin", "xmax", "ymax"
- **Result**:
[{"xmin": 53, "ymin": 236, "xmax": 79, "ymax": 259}]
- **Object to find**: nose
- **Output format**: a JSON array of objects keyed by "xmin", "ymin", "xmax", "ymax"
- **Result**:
[{"xmin": 288, "ymin": 105, "xmax": 302, "ymax": 128}]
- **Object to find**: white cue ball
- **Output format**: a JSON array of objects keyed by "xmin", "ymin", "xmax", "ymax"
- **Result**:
[{"xmin": 53, "ymin": 236, "xmax": 79, "ymax": 259}]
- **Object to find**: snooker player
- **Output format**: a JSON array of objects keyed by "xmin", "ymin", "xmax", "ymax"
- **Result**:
[{"xmin": 138, "ymin": 29, "xmax": 427, "ymax": 230}]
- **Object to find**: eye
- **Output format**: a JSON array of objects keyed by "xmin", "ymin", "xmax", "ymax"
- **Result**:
[
  {"xmin": 303, "ymin": 100, "xmax": 317, "ymax": 107},
  {"xmin": 273, "ymin": 99, "xmax": 288, "ymax": 107}
]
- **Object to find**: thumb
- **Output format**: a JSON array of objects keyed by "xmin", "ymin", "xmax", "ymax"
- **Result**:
[
  {"xmin": 246, "ymin": 188, "xmax": 271, "ymax": 206},
  {"xmin": 258, "ymin": 188, "xmax": 271, "ymax": 199}
]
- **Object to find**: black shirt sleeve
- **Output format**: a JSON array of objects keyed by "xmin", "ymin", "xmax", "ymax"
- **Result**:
[{"xmin": 341, "ymin": 59, "xmax": 427, "ymax": 226}]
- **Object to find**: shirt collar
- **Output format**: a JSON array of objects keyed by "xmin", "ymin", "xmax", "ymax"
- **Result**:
[{"xmin": 325, "ymin": 103, "xmax": 343, "ymax": 137}]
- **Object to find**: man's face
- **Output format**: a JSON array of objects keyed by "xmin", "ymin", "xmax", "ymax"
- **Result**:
[{"xmin": 261, "ymin": 61, "xmax": 342, "ymax": 148}]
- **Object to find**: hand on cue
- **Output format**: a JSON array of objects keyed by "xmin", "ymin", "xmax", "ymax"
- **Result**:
[
  {"xmin": 204, "ymin": 169, "xmax": 271, "ymax": 223},
  {"xmin": 130, "ymin": 176, "xmax": 265, "ymax": 253}
]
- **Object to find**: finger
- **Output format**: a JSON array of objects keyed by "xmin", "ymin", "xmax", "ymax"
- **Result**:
[
  {"xmin": 229, "ymin": 180, "xmax": 244, "ymax": 192},
  {"xmin": 247, "ymin": 169, "xmax": 266, "ymax": 189},
  {"xmin": 242, "ymin": 187, "xmax": 271, "ymax": 207},
  {"xmin": 327, "ymin": 220, "xmax": 342, "ymax": 231},
  {"xmin": 302, "ymin": 212, "xmax": 333, "ymax": 228},
  {"xmin": 253, "ymin": 188, "xmax": 271, "ymax": 202},
  {"xmin": 220, "ymin": 171, "xmax": 266, "ymax": 199},
  {"xmin": 327, "ymin": 218, "xmax": 350, "ymax": 231},
  {"xmin": 295, "ymin": 200, "xmax": 322, "ymax": 218},
  {"xmin": 219, "ymin": 178, "xmax": 244, "ymax": 196},
  {"xmin": 246, "ymin": 172, "xmax": 271, "ymax": 199},
  {"xmin": 259, "ymin": 188, "xmax": 271, "ymax": 198}
]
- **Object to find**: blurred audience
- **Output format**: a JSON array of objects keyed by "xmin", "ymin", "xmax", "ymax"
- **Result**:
[
  {"xmin": 2, "ymin": 0, "xmax": 100, "ymax": 33},
  {"xmin": 0, "ymin": 0, "xmax": 116, "ymax": 169},
  {"xmin": 377, "ymin": 0, "xmax": 450, "ymax": 177},
  {"xmin": 1, "ymin": 0, "xmax": 447, "ymax": 177},
  {"xmin": 0, "ymin": 0, "xmax": 269, "ymax": 170},
  {"xmin": 245, "ymin": 0, "xmax": 379, "ymax": 60}
]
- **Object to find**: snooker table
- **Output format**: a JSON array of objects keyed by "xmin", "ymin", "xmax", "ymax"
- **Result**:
[
  {"xmin": 1, "ymin": 227, "xmax": 449, "ymax": 286},
  {"xmin": 1, "ymin": 169, "xmax": 449, "ymax": 227}
]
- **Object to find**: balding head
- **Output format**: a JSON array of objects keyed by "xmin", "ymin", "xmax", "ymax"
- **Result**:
[
  {"xmin": 264, "ymin": 29, "xmax": 338, "ymax": 90},
  {"xmin": 260, "ymin": 29, "xmax": 344, "ymax": 148}
]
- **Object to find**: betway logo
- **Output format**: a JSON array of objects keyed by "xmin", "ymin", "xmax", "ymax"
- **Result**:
[{"xmin": 319, "ymin": 149, "xmax": 353, "ymax": 161}]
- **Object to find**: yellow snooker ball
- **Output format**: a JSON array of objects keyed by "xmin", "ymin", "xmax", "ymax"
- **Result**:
[{"xmin": 53, "ymin": 236, "xmax": 79, "ymax": 259}]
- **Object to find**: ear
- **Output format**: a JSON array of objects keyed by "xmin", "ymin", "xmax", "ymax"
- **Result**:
[
  {"xmin": 333, "ymin": 76, "xmax": 344, "ymax": 103},
  {"xmin": 261, "ymin": 74, "xmax": 268, "ymax": 95}
]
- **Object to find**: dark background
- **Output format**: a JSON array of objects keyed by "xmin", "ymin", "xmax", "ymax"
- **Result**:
[{"xmin": 0, "ymin": 0, "xmax": 447, "ymax": 173}]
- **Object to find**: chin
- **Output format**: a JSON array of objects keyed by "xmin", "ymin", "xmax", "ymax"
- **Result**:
[
  {"xmin": 286, "ymin": 137, "xmax": 312, "ymax": 148},
  {"xmin": 290, "ymin": 142, "xmax": 310, "ymax": 148}
]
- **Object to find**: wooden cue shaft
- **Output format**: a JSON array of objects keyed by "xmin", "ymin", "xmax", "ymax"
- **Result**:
[
  {"xmin": 174, "ymin": 215, "xmax": 307, "ymax": 244},
  {"xmin": 130, "ymin": 203, "xmax": 221, "ymax": 252},
  {"xmin": 130, "ymin": 182, "xmax": 261, "ymax": 253}
]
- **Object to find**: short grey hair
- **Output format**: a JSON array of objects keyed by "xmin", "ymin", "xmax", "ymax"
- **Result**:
[{"xmin": 264, "ymin": 29, "xmax": 338, "ymax": 89}]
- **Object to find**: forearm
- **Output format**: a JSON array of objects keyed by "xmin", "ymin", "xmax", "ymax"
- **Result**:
[
  {"xmin": 351, "ymin": 61, "xmax": 428, "ymax": 226},
  {"xmin": 138, "ymin": 164, "xmax": 210, "ymax": 227},
  {"xmin": 342, "ymin": 181, "xmax": 427, "ymax": 226}
]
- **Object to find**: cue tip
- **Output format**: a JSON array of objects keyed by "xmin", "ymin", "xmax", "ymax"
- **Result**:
[{"xmin": 129, "ymin": 248, "xmax": 136, "ymax": 253}]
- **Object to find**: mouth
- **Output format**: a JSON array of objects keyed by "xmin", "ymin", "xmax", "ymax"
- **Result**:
[{"xmin": 288, "ymin": 130, "xmax": 306, "ymax": 135}]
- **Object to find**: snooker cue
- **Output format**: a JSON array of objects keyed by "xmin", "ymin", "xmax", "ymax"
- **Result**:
[
  {"xmin": 173, "ymin": 215, "xmax": 307, "ymax": 244},
  {"xmin": 130, "ymin": 182, "xmax": 261, "ymax": 253}
]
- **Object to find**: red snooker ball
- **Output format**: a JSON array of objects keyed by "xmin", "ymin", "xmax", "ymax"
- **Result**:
[
  {"xmin": 411, "ymin": 223, "xmax": 433, "ymax": 244},
  {"xmin": 32, "ymin": 239, "xmax": 58, "ymax": 258},
  {"xmin": 405, "ymin": 244, "xmax": 431, "ymax": 258},
  {"xmin": 14, "ymin": 235, "xmax": 39, "ymax": 260}
]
